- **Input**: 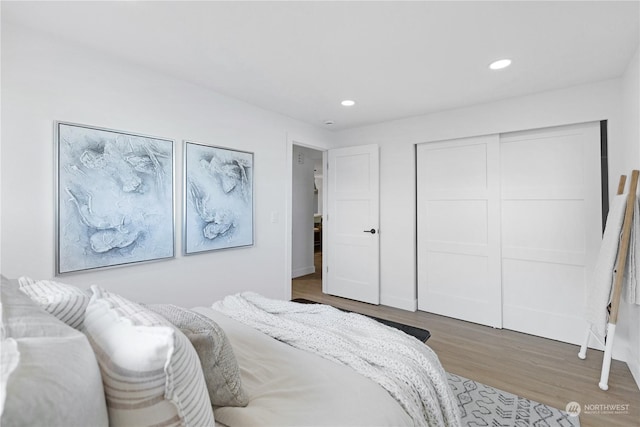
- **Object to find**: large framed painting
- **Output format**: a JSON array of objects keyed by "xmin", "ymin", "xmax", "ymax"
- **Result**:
[
  {"xmin": 55, "ymin": 122, "xmax": 175, "ymax": 274},
  {"xmin": 183, "ymin": 141, "xmax": 254, "ymax": 254}
]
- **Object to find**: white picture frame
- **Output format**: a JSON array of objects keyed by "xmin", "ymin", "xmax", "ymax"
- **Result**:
[
  {"xmin": 55, "ymin": 121, "xmax": 175, "ymax": 274},
  {"xmin": 183, "ymin": 141, "xmax": 254, "ymax": 254}
]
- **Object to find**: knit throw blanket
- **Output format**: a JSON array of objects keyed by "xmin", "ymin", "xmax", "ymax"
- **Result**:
[
  {"xmin": 626, "ymin": 198, "xmax": 640, "ymax": 305},
  {"xmin": 585, "ymin": 194, "xmax": 628, "ymax": 340},
  {"xmin": 212, "ymin": 292, "xmax": 461, "ymax": 427}
]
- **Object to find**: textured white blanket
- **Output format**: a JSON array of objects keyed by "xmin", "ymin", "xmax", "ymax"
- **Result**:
[
  {"xmin": 212, "ymin": 293, "xmax": 461, "ymax": 427},
  {"xmin": 585, "ymin": 194, "xmax": 627, "ymax": 340}
]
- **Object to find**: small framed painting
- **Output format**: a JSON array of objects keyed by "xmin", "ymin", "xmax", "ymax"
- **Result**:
[
  {"xmin": 55, "ymin": 122, "xmax": 175, "ymax": 274},
  {"xmin": 183, "ymin": 141, "xmax": 254, "ymax": 254}
]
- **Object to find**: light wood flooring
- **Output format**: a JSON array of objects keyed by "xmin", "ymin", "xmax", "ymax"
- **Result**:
[{"xmin": 292, "ymin": 252, "xmax": 640, "ymax": 427}]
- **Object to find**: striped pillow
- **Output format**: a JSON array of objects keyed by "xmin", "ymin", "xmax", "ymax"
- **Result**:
[
  {"xmin": 18, "ymin": 277, "xmax": 89, "ymax": 329},
  {"xmin": 84, "ymin": 286, "xmax": 215, "ymax": 427}
]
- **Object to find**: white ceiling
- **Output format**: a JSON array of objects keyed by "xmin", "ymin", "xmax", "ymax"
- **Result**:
[{"xmin": 3, "ymin": 1, "xmax": 639, "ymax": 131}]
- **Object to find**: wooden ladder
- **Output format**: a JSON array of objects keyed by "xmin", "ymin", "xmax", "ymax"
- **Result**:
[{"xmin": 578, "ymin": 169, "xmax": 638, "ymax": 390}]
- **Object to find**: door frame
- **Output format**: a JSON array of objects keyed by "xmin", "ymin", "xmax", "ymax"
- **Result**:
[{"xmin": 285, "ymin": 133, "xmax": 329, "ymax": 300}]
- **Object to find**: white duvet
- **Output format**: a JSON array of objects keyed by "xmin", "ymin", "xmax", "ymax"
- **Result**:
[
  {"xmin": 207, "ymin": 292, "xmax": 461, "ymax": 427},
  {"xmin": 195, "ymin": 307, "xmax": 413, "ymax": 426}
]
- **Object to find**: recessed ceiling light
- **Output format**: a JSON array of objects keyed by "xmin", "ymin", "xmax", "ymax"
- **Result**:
[
  {"xmin": 489, "ymin": 59, "xmax": 512, "ymax": 70},
  {"xmin": 341, "ymin": 100, "xmax": 356, "ymax": 107}
]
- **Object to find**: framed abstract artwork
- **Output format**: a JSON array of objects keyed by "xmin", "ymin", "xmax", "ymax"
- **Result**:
[
  {"xmin": 55, "ymin": 122, "xmax": 175, "ymax": 274},
  {"xmin": 183, "ymin": 141, "xmax": 254, "ymax": 254}
]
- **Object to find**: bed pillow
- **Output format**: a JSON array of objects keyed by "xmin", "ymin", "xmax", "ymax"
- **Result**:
[
  {"xmin": 2, "ymin": 275, "xmax": 81, "ymax": 338},
  {"xmin": 84, "ymin": 286, "xmax": 215, "ymax": 427},
  {"xmin": 18, "ymin": 276, "xmax": 90, "ymax": 329},
  {"xmin": 147, "ymin": 304, "xmax": 249, "ymax": 407},
  {"xmin": 2, "ymin": 333, "xmax": 109, "ymax": 427},
  {"xmin": 0, "ymin": 275, "xmax": 108, "ymax": 427}
]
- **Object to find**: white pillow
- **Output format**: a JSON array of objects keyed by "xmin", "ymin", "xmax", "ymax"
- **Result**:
[
  {"xmin": 84, "ymin": 286, "xmax": 215, "ymax": 427},
  {"xmin": 18, "ymin": 277, "xmax": 89, "ymax": 329}
]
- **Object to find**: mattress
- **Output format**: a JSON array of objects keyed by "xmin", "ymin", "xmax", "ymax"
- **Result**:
[{"xmin": 193, "ymin": 307, "xmax": 412, "ymax": 427}]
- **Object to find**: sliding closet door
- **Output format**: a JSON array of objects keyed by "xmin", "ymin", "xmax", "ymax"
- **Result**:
[
  {"xmin": 417, "ymin": 135, "xmax": 502, "ymax": 328},
  {"xmin": 417, "ymin": 122, "xmax": 602, "ymax": 343},
  {"xmin": 500, "ymin": 122, "xmax": 602, "ymax": 344}
]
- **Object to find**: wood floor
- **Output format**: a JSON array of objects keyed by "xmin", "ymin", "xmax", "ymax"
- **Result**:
[{"xmin": 292, "ymin": 252, "xmax": 640, "ymax": 427}]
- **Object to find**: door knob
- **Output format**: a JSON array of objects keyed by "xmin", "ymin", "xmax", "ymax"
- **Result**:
[{"xmin": 363, "ymin": 229, "xmax": 376, "ymax": 234}]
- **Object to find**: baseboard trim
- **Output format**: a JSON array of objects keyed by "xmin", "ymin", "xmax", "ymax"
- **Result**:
[
  {"xmin": 292, "ymin": 266, "xmax": 315, "ymax": 279},
  {"xmin": 627, "ymin": 348, "xmax": 640, "ymax": 391}
]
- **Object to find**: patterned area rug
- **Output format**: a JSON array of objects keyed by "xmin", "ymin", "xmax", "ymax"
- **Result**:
[{"xmin": 447, "ymin": 373, "xmax": 580, "ymax": 427}]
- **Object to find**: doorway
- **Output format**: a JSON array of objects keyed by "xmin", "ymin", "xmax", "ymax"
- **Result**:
[{"xmin": 291, "ymin": 145, "xmax": 324, "ymax": 297}]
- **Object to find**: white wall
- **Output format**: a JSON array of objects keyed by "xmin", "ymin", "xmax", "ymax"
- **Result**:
[
  {"xmin": 0, "ymin": 23, "xmax": 332, "ymax": 306},
  {"xmin": 618, "ymin": 45, "xmax": 640, "ymax": 387},
  {"xmin": 291, "ymin": 145, "xmax": 317, "ymax": 278}
]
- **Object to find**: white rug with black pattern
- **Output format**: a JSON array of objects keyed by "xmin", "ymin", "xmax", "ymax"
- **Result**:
[{"xmin": 447, "ymin": 373, "xmax": 580, "ymax": 427}]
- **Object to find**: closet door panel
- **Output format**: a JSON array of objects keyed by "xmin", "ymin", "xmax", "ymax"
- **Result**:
[
  {"xmin": 424, "ymin": 200, "xmax": 488, "ymax": 247},
  {"xmin": 501, "ymin": 132, "xmax": 585, "ymax": 191},
  {"xmin": 502, "ymin": 259, "xmax": 587, "ymax": 344},
  {"xmin": 502, "ymin": 200, "xmax": 586, "ymax": 259},
  {"xmin": 420, "ymin": 143, "xmax": 489, "ymax": 192},
  {"xmin": 417, "ymin": 135, "xmax": 502, "ymax": 328},
  {"xmin": 500, "ymin": 122, "xmax": 601, "ymax": 344}
]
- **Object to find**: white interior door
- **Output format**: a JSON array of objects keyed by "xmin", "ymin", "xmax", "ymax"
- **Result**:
[
  {"xmin": 325, "ymin": 144, "xmax": 380, "ymax": 304},
  {"xmin": 500, "ymin": 122, "xmax": 602, "ymax": 344},
  {"xmin": 416, "ymin": 135, "xmax": 502, "ymax": 327}
]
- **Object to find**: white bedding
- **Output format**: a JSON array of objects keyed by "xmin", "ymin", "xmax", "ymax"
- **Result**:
[
  {"xmin": 209, "ymin": 293, "xmax": 459, "ymax": 426},
  {"xmin": 194, "ymin": 307, "xmax": 413, "ymax": 427}
]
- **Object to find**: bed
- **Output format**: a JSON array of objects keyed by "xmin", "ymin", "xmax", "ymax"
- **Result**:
[{"xmin": 0, "ymin": 275, "xmax": 461, "ymax": 427}]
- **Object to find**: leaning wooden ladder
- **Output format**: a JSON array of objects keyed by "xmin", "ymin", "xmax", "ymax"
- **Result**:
[{"xmin": 578, "ymin": 170, "xmax": 638, "ymax": 390}]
